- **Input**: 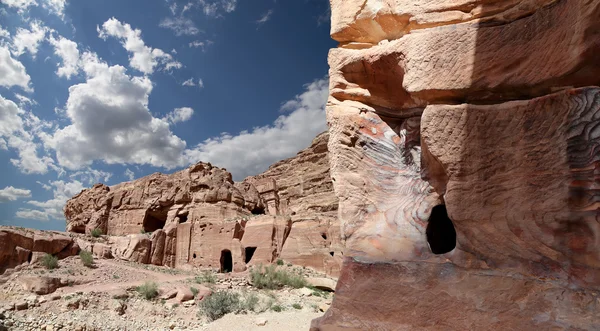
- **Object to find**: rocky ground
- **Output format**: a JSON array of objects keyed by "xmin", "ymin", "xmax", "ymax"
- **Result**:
[{"xmin": 0, "ymin": 257, "xmax": 333, "ymax": 331}]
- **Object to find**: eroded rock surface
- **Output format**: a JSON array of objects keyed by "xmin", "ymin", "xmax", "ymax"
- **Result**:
[
  {"xmin": 314, "ymin": 0, "xmax": 600, "ymax": 329},
  {"xmin": 63, "ymin": 134, "xmax": 341, "ymax": 276}
]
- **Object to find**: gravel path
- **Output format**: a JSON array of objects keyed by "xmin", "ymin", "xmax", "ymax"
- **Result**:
[{"xmin": 199, "ymin": 311, "xmax": 321, "ymax": 331}]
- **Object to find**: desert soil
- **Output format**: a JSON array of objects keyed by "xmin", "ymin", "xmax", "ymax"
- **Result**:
[{"xmin": 0, "ymin": 256, "xmax": 332, "ymax": 331}]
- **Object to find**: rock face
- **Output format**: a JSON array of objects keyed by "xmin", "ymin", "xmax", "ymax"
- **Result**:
[
  {"xmin": 64, "ymin": 133, "xmax": 341, "ymax": 276},
  {"xmin": 314, "ymin": 0, "xmax": 600, "ymax": 330},
  {"xmin": 0, "ymin": 228, "xmax": 79, "ymax": 274}
]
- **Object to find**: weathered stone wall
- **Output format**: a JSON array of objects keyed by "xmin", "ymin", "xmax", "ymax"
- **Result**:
[
  {"xmin": 313, "ymin": 0, "xmax": 600, "ymax": 329},
  {"xmin": 63, "ymin": 133, "xmax": 342, "ymax": 277}
]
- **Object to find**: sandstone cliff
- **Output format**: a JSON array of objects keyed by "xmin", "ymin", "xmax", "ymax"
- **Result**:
[
  {"xmin": 61, "ymin": 132, "xmax": 341, "ymax": 276},
  {"xmin": 313, "ymin": 0, "xmax": 600, "ymax": 330}
]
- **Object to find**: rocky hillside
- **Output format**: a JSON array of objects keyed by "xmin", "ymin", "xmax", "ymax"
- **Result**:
[{"xmin": 56, "ymin": 132, "xmax": 341, "ymax": 277}]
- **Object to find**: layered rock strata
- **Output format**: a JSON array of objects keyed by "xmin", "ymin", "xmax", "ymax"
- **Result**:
[
  {"xmin": 63, "ymin": 133, "xmax": 341, "ymax": 276},
  {"xmin": 313, "ymin": 0, "xmax": 600, "ymax": 329}
]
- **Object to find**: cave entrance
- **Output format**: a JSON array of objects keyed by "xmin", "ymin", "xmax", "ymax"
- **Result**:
[
  {"xmin": 426, "ymin": 205, "xmax": 457, "ymax": 254},
  {"xmin": 251, "ymin": 206, "xmax": 266, "ymax": 215},
  {"xmin": 220, "ymin": 249, "xmax": 233, "ymax": 273},
  {"xmin": 245, "ymin": 247, "xmax": 257, "ymax": 264},
  {"xmin": 143, "ymin": 210, "xmax": 167, "ymax": 233}
]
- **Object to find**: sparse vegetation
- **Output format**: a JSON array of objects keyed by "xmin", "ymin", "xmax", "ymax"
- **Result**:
[
  {"xmin": 241, "ymin": 292, "xmax": 260, "ymax": 312},
  {"xmin": 199, "ymin": 290, "xmax": 241, "ymax": 321},
  {"xmin": 190, "ymin": 286, "xmax": 199, "ymax": 297},
  {"xmin": 136, "ymin": 281, "xmax": 158, "ymax": 300},
  {"xmin": 140, "ymin": 229, "xmax": 147, "ymax": 234},
  {"xmin": 91, "ymin": 228, "xmax": 103, "ymax": 238},
  {"xmin": 41, "ymin": 254, "xmax": 58, "ymax": 270},
  {"xmin": 79, "ymin": 250, "xmax": 94, "ymax": 267},
  {"xmin": 276, "ymin": 259, "xmax": 284, "ymax": 266},
  {"xmin": 250, "ymin": 264, "xmax": 307, "ymax": 290},
  {"xmin": 195, "ymin": 271, "xmax": 217, "ymax": 284},
  {"xmin": 308, "ymin": 287, "xmax": 328, "ymax": 298},
  {"xmin": 112, "ymin": 274, "xmax": 120, "ymax": 279},
  {"xmin": 310, "ymin": 303, "xmax": 319, "ymax": 312},
  {"xmin": 271, "ymin": 304, "xmax": 283, "ymax": 312},
  {"xmin": 292, "ymin": 303, "xmax": 302, "ymax": 310}
]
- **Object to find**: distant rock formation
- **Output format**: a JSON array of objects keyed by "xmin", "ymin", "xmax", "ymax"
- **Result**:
[
  {"xmin": 313, "ymin": 0, "xmax": 600, "ymax": 330},
  {"xmin": 63, "ymin": 132, "xmax": 341, "ymax": 276}
]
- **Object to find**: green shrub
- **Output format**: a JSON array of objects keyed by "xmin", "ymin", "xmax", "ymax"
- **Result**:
[
  {"xmin": 250, "ymin": 264, "xmax": 307, "ymax": 290},
  {"xmin": 195, "ymin": 271, "xmax": 217, "ymax": 284},
  {"xmin": 271, "ymin": 304, "xmax": 283, "ymax": 312},
  {"xmin": 199, "ymin": 291, "xmax": 241, "ymax": 321},
  {"xmin": 190, "ymin": 287, "xmax": 199, "ymax": 297},
  {"xmin": 41, "ymin": 254, "xmax": 58, "ymax": 270},
  {"xmin": 276, "ymin": 259, "xmax": 284, "ymax": 266},
  {"xmin": 79, "ymin": 250, "xmax": 94, "ymax": 267},
  {"xmin": 90, "ymin": 228, "xmax": 102, "ymax": 238},
  {"xmin": 136, "ymin": 282, "xmax": 158, "ymax": 300},
  {"xmin": 241, "ymin": 292, "xmax": 260, "ymax": 312},
  {"xmin": 292, "ymin": 303, "xmax": 302, "ymax": 310}
]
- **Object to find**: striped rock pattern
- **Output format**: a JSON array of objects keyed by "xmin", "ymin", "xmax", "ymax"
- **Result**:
[{"xmin": 314, "ymin": 0, "xmax": 600, "ymax": 329}]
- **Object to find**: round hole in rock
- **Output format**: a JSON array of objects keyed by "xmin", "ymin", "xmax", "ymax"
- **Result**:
[
  {"xmin": 426, "ymin": 205, "xmax": 457, "ymax": 255},
  {"xmin": 193, "ymin": 253, "xmax": 197, "ymax": 259}
]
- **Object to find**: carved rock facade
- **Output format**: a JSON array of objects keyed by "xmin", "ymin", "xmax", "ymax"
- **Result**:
[
  {"xmin": 64, "ymin": 133, "xmax": 341, "ymax": 276},
  {"xmin": 313, "ymin": 0, "xmax": 600, "ymax": 329}
]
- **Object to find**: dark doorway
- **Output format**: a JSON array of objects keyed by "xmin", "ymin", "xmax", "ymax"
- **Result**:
[
  {"xmin": 426, "ymin": 205, "xmax": 457, "ymax": 254},
  {"xmin": 220, "ymin": 249, "xmax": 232, "ymax": 273},
  {"xmin": 178, "ymin": 213, "xmax": 188, "ymax": 223},
  {"xmin": 143, "ymin": 210, "xmax": 167, "ymax": 233},
  {"xmin": 245, "ymin": 247, "xmax": 257, "ymax": 263},
  {"xmin": 251, "ymin": 206, "xmax": 266, "ymax": 215}
]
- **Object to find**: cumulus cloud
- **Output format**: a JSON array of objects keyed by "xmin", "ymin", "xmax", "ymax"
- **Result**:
[
  {"xmin": 164, "ymin": 107, "xmax": 194, "ymax": 124},
  {"xmin": 0, "ymin": 94, "xmax": 54, "ymax": 174},
  {"xmin": 48, "ymin": 35, "xmax": 80, "ymax": 79},
  {"xmin": 41, "ymin": 0, "xmax": 66, "ymax": 17},
  {"xmin": 44, "ymin": 52, "xmax": 187, "ymax": 170},
  {"xmin": 159, "ymin": 17, "xmax": 200, "ymax": 36},
  {"xmin": 256, "ymin": 9, "xmax": 274, "ymax": 26},
  {"xmin": 20, "ymin": 179, "xmax": 85, "ymax": 221},
  {"xmin": 0, "ymin": 0, "xmax": 37, "ymax": 12},
  {"xmin": 98, "ymin": 18, "xmax": 181, "ymax": 74},
  {"xmin": 0, "ymin": 46, "xmax": 32, "ymax": 91},
  {"xmin": 184, "ymin": 77, "xmax": 328, "ymax": 180},
  {"xmin": 124, "ymin": 168, "xmax": 135, "ymax": 181},
  {"xmin": 197, "ymin": 0, "xmax": 237, "ymax": 17},
  {"xmin": 0, "ymin": 186, "xmax": 31, "ymax": 202},
  {"xmin": 12, "ymin": 21, "xmax": 48, "ymax": 58},
  {"xmin": 0, "ymin": 26, "xmax": 9, "ymax": 39}
]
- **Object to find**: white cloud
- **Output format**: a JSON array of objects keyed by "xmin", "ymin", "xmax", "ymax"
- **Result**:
[
  {"xmin": 45, "ymin": 52, "xmax": 187, "ymax": 170},
  {"xmin": 98, "ymin": 18, "xmax": 181, "ymax": 74},
  {"xmin": 184, "ymin": 77, "xmax": 328, "ymax": 180},
  {"xmin": 164, "ymin": 107, "xmax": 194, "ymax": 124},
  {"xmin": 0, "ymin": 46, "xmax": 32, "ymax": 91},
  {"xmin": 0, "ymin": 26, "xmax": 9, "ymax": 39},
  {"xmin": 0, "ymin": 94, "xmax": 54, "ymax": 174},
  {"xmin": 16, "ymin": 209, "xmax": 49, "ymax": 221},
  {"xmin": 69, "ymin": 168, "xmax": 112, "ymax": 185},
  {"xmin": 159, "ymin": 17, "xmax": 200, "ymax": 36},
  {"xmin": 12, "ymin": 21, "xmax": 48, "ymax": 58},
  {"xmin": 182, "ymin": 77, "xmax": 203, "ymax": 88},
  {"xmin": 0, "ymin": 186, "xmax": 31, "ymax": 202},
  {"xmin": 22, "ymin": 179, "xmax": 85, "ymax": 221},
  {"xmin": 14, "ymin": 93, "xmax": 37, "ymax": 107},
  {"xmin": 0, "ymin": 0, "xmax": 37, "ymax": 12},
  {"xmin": 197, "ymin": 0, "xmax": 237, "ymax": 17},
  {"xmin": 256, "ymin": 9, "xmax": 274, "ymax": 26},
  {"xmin": 188, "ymin": 39, "xmax": 212, "ymax": 52},
  {"xmin": 124, "ymin": 168, "xmax": 135, "ymax": 181},
  {"xmin": 48, "ymin": 35, "xmax": 80, "ymax": 79},
  {"xmin": 41, "ymin": 0, "xmax": 66, "ymax": 18}
]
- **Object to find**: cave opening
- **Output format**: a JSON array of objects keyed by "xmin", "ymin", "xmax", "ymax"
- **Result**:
[
  {"xmin": 245, "ymin": 247, "xmax": 257, "ymax": 263},
  {"xmin": 143, "ymin": 210, "xmax": 167, "ymax": 233},
  {"xmin": 426, "ymin": 205, "xmax": 457, "ymax": 255},
  {"xmin": 220, "ymin": 249, "xmax": 233, "ymax": 273},
  {"xmin": 251, "ymin": 206, "xmax": 266, "ymax": 215},
  {"xmin": 321, "ymin": 233, "xmax": 327, "ymax": 240},
  {"xmin": 178, "ymin": 213, "xmax": 188, "ymax": 223}
]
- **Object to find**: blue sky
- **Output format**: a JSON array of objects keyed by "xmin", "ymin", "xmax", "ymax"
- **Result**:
[{"xmin": 0, "ymin": 0, "xmax": 334, "ymax": 231}]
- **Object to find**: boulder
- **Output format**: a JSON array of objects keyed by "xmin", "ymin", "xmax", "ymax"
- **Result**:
[
  {"xmin": 174, "ymin": 287, "xmax": 194, "ymax": 303},
  {"xmin": 306, "ymin": 278, "xmax": 336, "ymax": 292},
  {"xmin": 19, "ymin": 276, "xmax": 62, "ymax": 295}
]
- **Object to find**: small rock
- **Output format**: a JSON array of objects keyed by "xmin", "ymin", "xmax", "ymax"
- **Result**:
[
  {"xmin": 182, "ymin": 300, "xmax": 195, "ymax": 308},
  {"xmin": 255, "ymin": 317, "xmax": 268, "ymax": 326},
  {"xmin": 2, "ymin": 304, "xmax": 14, "ymax": 311},
  {"xmin": 111, "ymin": 289, "xmax": 129, "ymax": 300},
  {"xmin": 175, "ymin": 287, "xmax": 194, "ymax": 303},
  {"xmin": 45, "ymin": 325, "xmax": 55, "ymax": 331},
  {"xmin": 50, "ymin": 294, "xmax": 61, "ymax": 301},
  {"xmin": 297, "ymin": 288, "xmax": 313, "ymax": 297},
  {"xmin": 65, "ymin": 298, "xmax": 80, "ymax": 310},
  {"xmin": 15, "ymin": 301, "xmax": 28, "ymax": 311},
  {"xmin": 160, "ymin": 289, "xmax": 177, "ymax": 300},
  {"xmin": 110, "ymin": 300, "xmax": 127, "ymax": 316},
  {"xmin": 319, "ymin": 302, "xmax": 330, "ymax": 312}
]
